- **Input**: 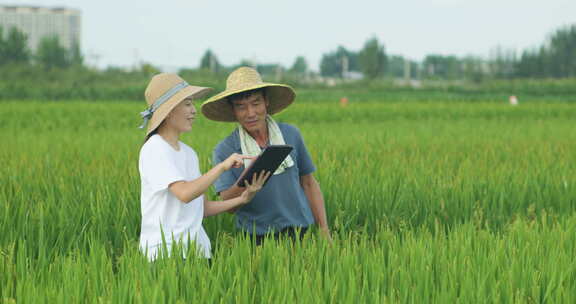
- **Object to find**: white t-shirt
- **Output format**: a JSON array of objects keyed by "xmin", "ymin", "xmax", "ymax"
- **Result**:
[{"xmin": 138, "ymin": 134, "xmax": 211, "ymax": 260}]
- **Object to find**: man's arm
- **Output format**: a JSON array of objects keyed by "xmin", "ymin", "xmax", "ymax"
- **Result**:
[
  {"xmin": 219, "ymin": 184, "xmax": 245, "ymax": 213},
  {"xmin": 300, "ymin": 173, "xmax": 331, "ymax": 239},
  {"xmin": 205, "ymin": 171, "xmax": 270, "ymax": 217}
]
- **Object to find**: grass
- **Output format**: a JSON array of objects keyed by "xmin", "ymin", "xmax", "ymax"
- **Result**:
[{"xmin": 1, "ymin": 99, "xmax": 575, "ymax": 303}]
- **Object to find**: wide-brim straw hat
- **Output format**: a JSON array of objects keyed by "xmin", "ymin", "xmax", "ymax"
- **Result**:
[
  {"xmin": 141, "ymin": 73, "xmax": 212, "ymax": 136},
  {"xmin": 201, "ymin": 67, "xmax": 295, "ymax": 122}
]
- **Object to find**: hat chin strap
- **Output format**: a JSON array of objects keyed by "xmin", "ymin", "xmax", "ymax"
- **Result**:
[{"xmin": 138, "ymin": 108, "xmax": 154, "ymax": 129}]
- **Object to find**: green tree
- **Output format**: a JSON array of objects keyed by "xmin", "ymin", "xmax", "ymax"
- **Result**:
[
  {"xmin": 488, "ymin": 46, "xmax": 517, "ymax": 79},
  {"xmin": 320, "ymin": 46, "xmax": 359, "ymax": 77},
  {"xmin": 234, "ymin": 59, "xmax": 256, "ymax": 69},
  {"xmin": 256, "ymin": 64, "xmax": 283, "ymax": 78},
  {"xmin": 69, "ymin": 41, "xmax": 83, "ymax": 66},
  {"xmin": 385, "ymin": 55, "xmax": 405, "ymax": 78},
  {"xmin": 36, "ymin": 36, "xmax": 69, "ymax": 69},
  {"xmin": 423, "ymin": 54, "xmax": 462, "ymax": 79},
  {"xmin": 516, "ymin": 48, "xmax": 546, "ymax": 78},
  {"xmin": 140, "ymin": 62, "xmax": 160, "ymax": 76},
  {"xmin": 384, "ymin": 56, "xmax": 420, "ymax": 79},
  {"xmin": 358, "ymin": 37, "xmax": 386, "ymax": 79},
  {"xmin": 546, "ymin": 24, "xmax": 576, "ymax": 77},
  {"xmin": 199, "ymin": 49, "xmax": 220, "ymax": 72},
  {"xmin": 461, "ymin": 55, "xmax": 486, "ymax": 82},
  {"xmin": 319, "ymin": 52, "xmax": 339, "ymax": 77},
  {"xmin": 290, "ymin": 56, "xmax": 308, "ymax": 74},
  {"xmin": 0, "ymin": 27, "xmax": 4, "ymax": 64},
  {"xmin": 515, "ymin": 24, "xmax": 576, "ymax": 78},
  {"xmin": 1, "ymin": 26, "xmax": 30, "ymax": 65}
]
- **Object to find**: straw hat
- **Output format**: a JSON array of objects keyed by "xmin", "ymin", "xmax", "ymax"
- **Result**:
[
  {"xmin": 201, "ymin": 67, "xmax": 295, "ymax": 122},
  {"xmin": 140, "ymin": 73, "xmax": 212, "ymax": 136}
]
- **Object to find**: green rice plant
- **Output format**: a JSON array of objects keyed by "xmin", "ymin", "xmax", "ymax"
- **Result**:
[{"xmin": 1, "ymin": 99, "xmax": 575, "ymax": 303}]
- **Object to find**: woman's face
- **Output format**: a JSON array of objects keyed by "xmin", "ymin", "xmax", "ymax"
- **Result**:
[{"xmin": 164, "ymin": 98, "xmax": 196, "ymax": 133}]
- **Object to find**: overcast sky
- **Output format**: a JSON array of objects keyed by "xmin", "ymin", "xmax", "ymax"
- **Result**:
[{"xmin": 2, "ymin": 0, "xmax": 575, "ymax": 71}]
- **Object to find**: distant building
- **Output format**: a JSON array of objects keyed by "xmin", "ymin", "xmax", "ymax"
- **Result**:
[
  {"xmin": 343, "ymin": 71, "xmax": 363, "ymax": 80},
  {"xmin": 0, "ymin": 5, "xmax": 81, "ymax": 52}
]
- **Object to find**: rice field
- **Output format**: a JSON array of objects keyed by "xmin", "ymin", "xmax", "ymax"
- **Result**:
[{"xmin": 1, "ymin": 99, "xmax": 575, "ymax": 303}]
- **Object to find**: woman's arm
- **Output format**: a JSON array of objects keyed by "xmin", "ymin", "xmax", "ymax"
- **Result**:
[
  {"xmin": 169, "ymin": 153, "xmax": 250, "ymax": 203},
  {"xmin": 203, "ymin": 197, "xmax": 246, "ymax": 217},
  {"xmin": 204, "ymin": 171, "xmax": 271, "ymax": 217}
]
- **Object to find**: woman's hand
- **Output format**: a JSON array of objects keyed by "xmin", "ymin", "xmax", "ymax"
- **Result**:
[
  {"xmin": 239, "ymin": 170, "xmax": 271, "ymax": 204},
  {"xmin": 221, "ymin": 153, "xmax": 254, "ymax": 171}
]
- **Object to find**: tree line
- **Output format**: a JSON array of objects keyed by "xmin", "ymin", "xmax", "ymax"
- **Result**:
[
  {"xmin": 320, "ymin": 24, "xmax": 576, "ymax": 80},
  {"xmin": 196, "ymin": 24, "xmax": 576, "ymax": 81},
  {"xmin": 0, "ymin": 26, "xmax": 82, "ymax": 69},
  {"xmin": 0, "ymin": 23, "xmax": 575, "ymax": 81}
]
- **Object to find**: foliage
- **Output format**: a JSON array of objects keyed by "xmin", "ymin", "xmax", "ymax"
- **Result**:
[
  {"xmin": 358, "ymin": 37, "xmax": 386, "ymax": 79},
  {"xmin": 0, "ymin": 26, "xmax": 30, "ymax": 65},
  {"xmin": 385, "ymin": 55, "xmax": 418, "ymax": 78},
  {"xmin": 422, "ymin": 54, "xmax": 462, "ymax": 80},
  {"xmin": 516, "ymin": 24, "xmax": 576, "ymax": 78},
  {"xmin": 320, "ymin": 46, "xmax": 359, "ymax": 77},
  {"xmin": 290, "ymin": 56, "xmax": 308, "ymax": 74},
  {"xmin": 199, "ymin": 49, "xmax": 221, "ymax": 72},
  {"xmin": 36, "ymin": 36, "xmax": 71, "ymax": 69},
  {"xmin": 3, "ymin": 61, "xmax": 576, "ymax": 101}
]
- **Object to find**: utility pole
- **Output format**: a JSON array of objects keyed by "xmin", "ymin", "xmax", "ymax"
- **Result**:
[
  {"xmin": 209, "ymin": 52, "xmax": 216, "ymax": 73},
  {"xmin": 133, "ymin": 48, "xmax": 140, "ymax": 71},
  {"xmin": 404, "ymin": 59, "xmax": 411, "ymax": 81},
  {"xmin": 341, "ymin": 55, "xmax": 348, "ymax": 78},
  {"xmin": 275, "ymin": 65, "xmax": 283, "ymax": 82}
]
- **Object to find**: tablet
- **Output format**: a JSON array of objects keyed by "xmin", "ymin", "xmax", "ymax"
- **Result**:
[{"xmin": 236, "ymin": 145, "xmax": 294, "ymax": 187}]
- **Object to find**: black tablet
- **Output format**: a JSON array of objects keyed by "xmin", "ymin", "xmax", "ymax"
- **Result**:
[{"xmin": 236, "ymin": 145, "xmax": 294, "ymax": 187}]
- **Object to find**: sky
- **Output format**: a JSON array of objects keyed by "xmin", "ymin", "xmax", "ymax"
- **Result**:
[{"xmin": 2, "ymin": 0, "xmax": 575, "ymax": 72}]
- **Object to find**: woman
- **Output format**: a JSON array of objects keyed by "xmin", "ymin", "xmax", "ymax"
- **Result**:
[{"xmin": 138, "ymin": 73, "xmax": 269, "ymax": 260}]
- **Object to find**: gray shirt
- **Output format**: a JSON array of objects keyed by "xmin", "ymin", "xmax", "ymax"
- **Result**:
[{"xmin": 212, "ymin": 123, "xmax": 316, "ymax": 235}]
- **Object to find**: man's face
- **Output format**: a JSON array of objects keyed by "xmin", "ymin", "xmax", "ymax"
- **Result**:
[{"xmin": 231, "ymin": 91, "xmax": 269, "ymax": 134}]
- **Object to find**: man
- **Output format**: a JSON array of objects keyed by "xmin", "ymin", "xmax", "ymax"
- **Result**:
[{"xmin": 201, "ymin": 67, "xmax": 330, "ymax": 244}]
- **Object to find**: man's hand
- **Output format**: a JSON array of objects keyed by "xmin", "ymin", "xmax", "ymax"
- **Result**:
[
  {"xmin": 300, "ymin": 174, "xmax": 331, "ymax": 243},
  {"xmin": 320, "ymin": 226, "xmax": 333, "ymax": 243},
  {"xmin": 239, "ymin": 170, "xmax": 271, "ymax": 204}
]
